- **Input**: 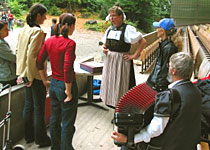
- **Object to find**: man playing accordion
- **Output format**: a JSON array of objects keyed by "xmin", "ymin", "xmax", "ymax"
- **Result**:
[{"xmin": 112, "ymin": 52, "xmax": 201, "ymax": 150}]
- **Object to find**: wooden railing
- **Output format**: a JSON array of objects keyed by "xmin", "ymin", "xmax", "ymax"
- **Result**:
[
  {"xmin": 140, "ymin": 39, "xmax": 160, "ymax": 73},
  {"xmin": 130, "ymin": 31, "xmax": 159, "ymax": 74}
]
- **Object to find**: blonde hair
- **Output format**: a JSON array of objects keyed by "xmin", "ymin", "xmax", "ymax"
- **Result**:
[{"xmin": 166, "ymin": 27, "xmax": 183, "ymax": 52}]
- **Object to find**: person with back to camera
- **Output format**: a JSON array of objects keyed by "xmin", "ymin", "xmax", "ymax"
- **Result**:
[
  {"xmin": 50, "ymin": 18, "xmax": 57, "ymax": 36},
  {"xmin": 16, "ymin": 3, "xmax": 51, "ymax": 148},
  {"xmin": 146, "ymin": 18, "xmax": 182, "ymax": 92},
  {"xmin": 112, "ymin": 52, "xmax": 202, "ymax": 150},
  {"xmin": 100, "ymin": 4, "xmax": 147, "ymax": 109},
  {"xmin": 0, "ymin": 20, "xmax": 17, "ymax": 86},
  {"xmin": 37, "ymin": 13, "xmax": 78, "ymax": 150}
]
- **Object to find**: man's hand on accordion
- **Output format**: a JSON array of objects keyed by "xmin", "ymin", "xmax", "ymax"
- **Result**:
[{"xmin": 111, "ymin": 131, "xmax": 127, "ymax": 143}]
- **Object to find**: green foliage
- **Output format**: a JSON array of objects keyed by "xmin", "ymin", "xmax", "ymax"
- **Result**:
[
  {"xmin": 34, "ymin": 0, "xmax": 50, "ymax": 6},
  {"xmin": 17, "ymin": 0, "xmax": 32, "ymax": 10},
  {"xmin": 114, "ymin": 0, "xmax": 153, "ymax": 32},
  {"xmin": 8, "ymin": 0, "xmax": 62, "ymax": 19},
  {"xmin": 7, "ymin": 0, "xmax": 171, "ymax": 33},
  {"xmin": 8, "ymin": 0, "xmax": 26, "ymax": 17},
  {"xmin": 152, "ymin": 0, "xmax": 171, "ymax": 19},
  {"xmin": 80, "ymin": 0, "xmax": 114, "ymax": 19},
  {"xmin": 80, "ymin": 0, "xmax": 171, "ymax": 32},
  {"xmin": 99, "ymin": 5, "xmax": 107, "ymax": 19},
  {"xmin": 84, "ymin": 20, "xmax": 144, "ymax": 33},
  {"xmin": 78, "ymin": 9, "xmax": 100, "ymax": 19},
  {"xmin": 84, "ymin": 21, "xmax": 111, "ymax": 32},
  {"xmin": 48, "ymin": 5, "xmax": 62, "ymax": 16},
  {"xmin": 85, "ymin": 0, "xmax": 101, "ymax": 12},
  {"xmin": 125, "ymin": 20, "xmax": 138, "ymax": 29}
]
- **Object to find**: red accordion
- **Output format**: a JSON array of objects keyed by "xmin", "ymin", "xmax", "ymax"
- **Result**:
[{"xmin": 114, "ymin": 82, "xmax": 158, "ymax": 147}]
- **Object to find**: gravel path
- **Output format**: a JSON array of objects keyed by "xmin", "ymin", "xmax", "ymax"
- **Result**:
[{"xmin": 5, "ymin": 26, "xmax": 104, "ymax": 62}]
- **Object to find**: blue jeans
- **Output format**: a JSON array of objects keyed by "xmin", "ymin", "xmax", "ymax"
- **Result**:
[
  {"xmin": 23, "ymin": 79, "xmax": 50, "ymax": 145},
  {"xmin": 49, "ymin": 78, "xmax": 78, "ymax": 150},
  {"xmin": 8, "ymin": 20, "xmax": 13, "ymax": 31}
]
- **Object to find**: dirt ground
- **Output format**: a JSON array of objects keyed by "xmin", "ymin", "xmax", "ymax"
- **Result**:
[
  {"xmin": 43, "ymin": 13, "xmax": 98, "ymax": 32},
  {"xmin": 6, "ymin": 14, "xmax": 105, "ymax": 62},
  {"xmin": 44, "ymin": 14, "xmax": 105, "ymax": 61}
]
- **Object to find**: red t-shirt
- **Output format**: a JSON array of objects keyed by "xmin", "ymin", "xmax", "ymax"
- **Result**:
[
  {"xmin": 37, "ymin": 35, "xmax": 76, "ymax": 83},
  {"xmin": 8, "ymin": 13, "xmax": 13, "ymax": 21}
]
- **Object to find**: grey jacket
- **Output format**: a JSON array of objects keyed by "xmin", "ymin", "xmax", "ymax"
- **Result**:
[{"xmin": 0, "ymin": 38, "xmax": 16, "ymax": 81}]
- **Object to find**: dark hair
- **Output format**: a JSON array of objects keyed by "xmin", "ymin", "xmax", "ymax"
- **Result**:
[
  {"xmin": 26, "ymin": 3, "xmax": 47, "ymax": 27},
  {"xmin": 0, "ymin": 20, "xmax": 8, "ymax": 30},
  {"xmin": 54, "ymin": 13, "xmax": 76, "ymax": 38},
  {"xmin": 52, "ymin": 18, "xmax": 57, "ymax": 24}
]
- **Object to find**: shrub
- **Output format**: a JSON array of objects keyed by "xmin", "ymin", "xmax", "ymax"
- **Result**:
[
  {"xmin": 84, "ymin": 21, "xmax": 111, "ymax": 32},
  {"xmin": 8, "ymin": 0, "xmax": 25, "ymax": 17},
  {"xmin": 48, "ymin": 5, "xmax": 62, "ymax": 16}
]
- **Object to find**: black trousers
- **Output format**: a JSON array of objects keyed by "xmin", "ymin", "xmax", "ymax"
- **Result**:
[
  {"xmin": 129, "ymin": 60, "xmax": 136, "ymax": 89},
  {"xmin": 121, "ymin": 143, "xmax": 161, "ymax": 150}
]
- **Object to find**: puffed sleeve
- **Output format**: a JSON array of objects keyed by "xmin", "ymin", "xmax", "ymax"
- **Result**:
[
  {"xmin": 101, "ymin": 26, "xmax": 111, "ymax": 44},
  {"xmin": 124, "ymin": 25, "xmax": 142, "ymax": 44},
  {"xmin": 154, "ymin": 90, "xmax": 172, "ymax": 117}
]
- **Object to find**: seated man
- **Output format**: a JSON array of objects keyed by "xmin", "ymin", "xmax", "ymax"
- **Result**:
[{"xmin": 111, "ymin": 52, "xmax": 202, "ymax": 150}]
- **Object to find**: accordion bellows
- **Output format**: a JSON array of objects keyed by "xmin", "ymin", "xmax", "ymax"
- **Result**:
[
  {"xmin": 115, "ymin": 82, "xmax": 158, "ymax": 113},
  {"xmin": 114, "ymin": 83, "xmax": 158, "ymax": 147}
]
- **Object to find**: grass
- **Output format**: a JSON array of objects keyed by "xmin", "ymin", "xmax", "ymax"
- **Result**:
[
  {"xmin": 84, "ymin": 19, "xmax": 144, "ymax": 33},
  {"xmin": 81, "ymin": 11, "xmax": 143, "ymax": 33},
  {"xmin": 84, "ymin": 21, "xmax": 111, "ymax": 32}
]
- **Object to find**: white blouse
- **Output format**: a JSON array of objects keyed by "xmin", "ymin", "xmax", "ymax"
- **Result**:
[{"xmin": 102, "ymin": 25, "xmax": 142, "ymax": 45}]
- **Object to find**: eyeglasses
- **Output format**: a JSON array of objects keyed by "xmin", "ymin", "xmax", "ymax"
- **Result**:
[{"xmin": 110, "ymin": 15, "xmax": 118, "ymax": 18}]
